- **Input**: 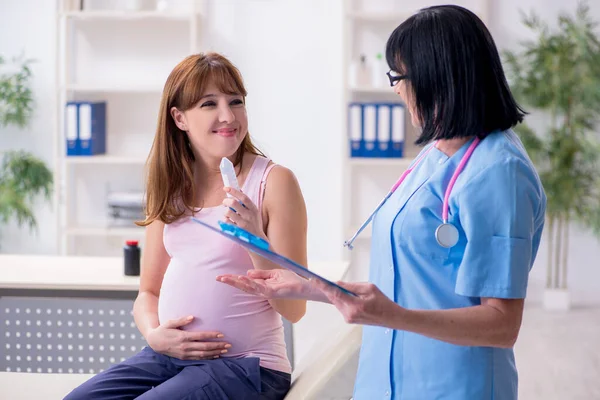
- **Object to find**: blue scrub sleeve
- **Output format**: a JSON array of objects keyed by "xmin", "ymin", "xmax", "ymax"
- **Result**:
[{"xmin": 455, "ymin": 158, "xmax": 541, "ymax": 299}]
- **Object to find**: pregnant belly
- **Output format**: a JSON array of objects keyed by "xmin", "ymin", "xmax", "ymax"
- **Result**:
[{"xmin": 158, "ymin": 269, "xmax": 278, "ymax": 355}]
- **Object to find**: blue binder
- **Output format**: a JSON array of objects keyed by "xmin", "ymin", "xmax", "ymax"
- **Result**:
[
  {"xmin": 65, "ymin": 102, "xmax": 79, "ymax": 156},
  {"xmin": 191, "ymin": 218, "xmax": 357, "ymax": 297},
  {"xmin": 390, "ymin": 103, "xmax": 405, "ymax": 158},
  {"xmin": 78, "ymin": 101, "xmax": 107, "ymax": 156},
  {"xmin": 348, "ymin": 102, "xmax": 405, "ymax": 158}
]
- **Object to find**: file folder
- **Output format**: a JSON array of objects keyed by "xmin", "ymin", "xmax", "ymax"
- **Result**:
[
  {"xmin": 377, "ymin": 104, "xmax": 391, "ymax": 156},
  {"xmin": 349, "ymin": 103, "xmax": 362, "ymax": 157},
  {"xmin": 65, "ymin": 102, "xmax": 79, "ymax": 156},
  {"xmin": 363, "ymin": 104, "xmax": 377, "ymax": 154},
  {"xmin": 348, "ymin": 102, "xmax": 405, "ymax": 158},
  {"xmin": 391, "ymin": 104, "xmax": 405, "ymax": 157},
  {"xmin": 78, "ymin": 101, "xmax": 107, "ymax": 156}
]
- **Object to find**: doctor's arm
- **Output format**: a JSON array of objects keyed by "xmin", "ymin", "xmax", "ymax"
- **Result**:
[
  {"xmin": 390, "ymin": 297, "xmax": 524, "ymax": 347},
  {"xmin": 314, "ymin": 280, "xmax": 523, "ymax": 348}
]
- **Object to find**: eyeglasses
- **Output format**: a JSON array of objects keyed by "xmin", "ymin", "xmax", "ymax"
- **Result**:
[{"xmin": 386, "ymin": 70, "xmax": 408, "ymax": 87}]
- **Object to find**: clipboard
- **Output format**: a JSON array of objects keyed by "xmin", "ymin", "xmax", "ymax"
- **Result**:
[{"xmin": 191, "ymin": 218, "xmax": 357, "ymax": 297}]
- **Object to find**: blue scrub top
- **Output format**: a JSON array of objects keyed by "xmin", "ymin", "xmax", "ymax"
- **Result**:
[{"xmin": 353, "ymin": 130, "xmax": 546, "ymax": 400}]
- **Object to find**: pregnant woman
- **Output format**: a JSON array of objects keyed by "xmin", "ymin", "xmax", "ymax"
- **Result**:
[{"xmin": 65, "ymin": 52, "xmax": 308, "ymax": 400}]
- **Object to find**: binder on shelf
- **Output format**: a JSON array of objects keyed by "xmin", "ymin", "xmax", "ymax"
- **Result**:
[
  {"xmin": 64, "ymin": 101, "xmax": 107, "ymax": 156},
  {"xmin": 391, "ymin": 104, "xmax": 405, "ymax": 158},
  {"xmin": 78, "ymin": 101, "xmax": 107, "ymax": 156},
  {"xmin": 65, "ymin": 102, "xmax": 79, "ymax": 156},
  {"xmin": 349, "ymin": 103, "xmax": 363, "ymax": 157},
  {"xmin": 377, "ymin": 104, "xmax": 391, "ymax": 156},
  {"xmin": 348, "ymin": 102, "xmax": 405, "ymax": 158},
  {"xmin": 363, "ymin": 104, "xmax": 377, "ymax": 155}
]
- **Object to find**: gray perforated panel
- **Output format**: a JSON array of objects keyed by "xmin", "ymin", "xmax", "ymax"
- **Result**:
[
  {"xmin": 0, "ymin": 297, "xmax": 146, "ymax": 374},
  {"xmin": 0, "ymin": 294, "xmax": 294, "ymax": 374}
]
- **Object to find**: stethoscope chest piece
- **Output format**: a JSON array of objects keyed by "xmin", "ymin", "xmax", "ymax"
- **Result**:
[
  {"xmin": 344, "ymin": 137, "xmax": 481, "ymax": 250},
  {"xmin": 435, "ymin": 223, "xmax": 459, "ymax": 248}
]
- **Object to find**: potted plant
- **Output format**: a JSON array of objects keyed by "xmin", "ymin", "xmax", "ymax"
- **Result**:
[
  {"xmin": 503, "ymin": 2, "xmax": 600, "ymax": 310},
  {"xmin": 0, "ymin": 54, "xmax": 53, "ymax": 240}
]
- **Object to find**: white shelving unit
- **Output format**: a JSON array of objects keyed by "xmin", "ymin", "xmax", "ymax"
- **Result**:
[
  {"xmin": 348, "ymin": 86, "xmax": 399, "ymax": 94},
  {"xmin": 341, "ymin": 0, "xmax": 490, "ymax": 281},
  {"xmin": 55, "ymin": 0, "xmax": 203, "ymax": 256},
  {"xmin": 61, "ymin": 10, "xmax": 196, "ymax": 21},
  {"xmin": 341, "ymin": 1, "xmax": 415, "ymax": 282},
  {"xmin": 63, "ymin": 84, "xmax": 163, "ymax": 93},
  {"xmin": 345, "ymin": 10, "xmax": 413, "ymax": 23},
  {"xmin": 65, "ymin": 155, "xmax": 147, "ymax": 165},
  {"xmin": 65, "ymin": 226, "xmax": 146, "ymax": 238},
  {"xmin": 349, "ymin": 157, "xmax": 412, "ymax": 168}
]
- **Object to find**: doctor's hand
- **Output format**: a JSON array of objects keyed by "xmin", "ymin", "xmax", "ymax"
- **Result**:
[
  {"xmin": 217, "ymin": 269, "xmax": 314, "ymax": 299},
  {"xmin": 312, "ymin": 280, "xmax": 401, "ymax": 327},
  {"xmin": 222, "ymin": 187, "xmax": 267, "ymax": 240},
  {"xmin": 146, "ymin": 316, "xmax": 231, "ymax": 361}
]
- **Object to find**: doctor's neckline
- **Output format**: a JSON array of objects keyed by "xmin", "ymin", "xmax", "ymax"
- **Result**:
[
  {"xmin": 428, "ymin": 136, "xmax": 478, "ymax": 166},
  {"xmin": 434, "ymin": 136, "xmax": 475, "ymax": 157}
]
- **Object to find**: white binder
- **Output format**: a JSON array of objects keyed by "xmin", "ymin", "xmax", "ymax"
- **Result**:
[
  {"xmin": 377, "ymin": 105, "xmax": 391, "ymax": 152},
  {"xmin": 363, "ymin": 104, "xmax": 377, "ymax": 151},
  {"xmin": 392, "ymin": 105, "xmax": 405, "ymax": 150}
]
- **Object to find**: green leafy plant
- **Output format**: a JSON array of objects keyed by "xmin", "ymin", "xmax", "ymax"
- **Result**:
[
  {"xmin": 0, "ymin": 55, "xmax": 53, "ymax": 232},
  {"xmin": 0, "ymin": 54, "xmax": 34, "ymax": 127},
  {"xmin": 503, "ymin": 2, "xmax": 600, "ymax": 291}
]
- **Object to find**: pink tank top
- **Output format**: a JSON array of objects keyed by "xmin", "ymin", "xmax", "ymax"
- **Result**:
[{"xmin": 158, "ymin": 156, "xmax": 290, "ymax": 373}]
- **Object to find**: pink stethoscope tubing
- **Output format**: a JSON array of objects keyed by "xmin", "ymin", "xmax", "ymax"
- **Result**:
[{"xmin": 344, "ymin": 137, "xmax": 481, "ymax": 250}]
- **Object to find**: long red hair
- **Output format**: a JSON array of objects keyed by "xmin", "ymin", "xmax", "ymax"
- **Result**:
[{"xmin": 137, "ymin": 53, "xmax": 263, "ymax": 226}]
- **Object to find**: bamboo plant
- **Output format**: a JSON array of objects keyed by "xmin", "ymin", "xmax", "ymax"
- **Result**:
[
  {"xmin": 0, "ymin": 55, "xmax": 53, "ymax": 233},
  {"xmin": 503, "ymin": 2, "xmax": 600, "ymax": 291}
]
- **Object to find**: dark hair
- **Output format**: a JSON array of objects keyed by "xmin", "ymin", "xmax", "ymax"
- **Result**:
[{"xmin": 385, "ymin": 5, "xmax": 525, "ymax": 145}]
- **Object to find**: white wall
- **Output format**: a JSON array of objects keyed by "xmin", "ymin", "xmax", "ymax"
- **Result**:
[
  {"xmin": 0, "ymin": 0, "xmax": 58, "ymax": 254},
  {"xmin": 199, "ymin": 0, "xmax": 345, "ymax": 262},
  {"xmin": 0, "ymin": 0, "xmax": 598, "ymax": 306}
]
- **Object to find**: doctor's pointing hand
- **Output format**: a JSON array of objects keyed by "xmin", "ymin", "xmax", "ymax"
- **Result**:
[{"xmin": 218, "ymin": 5, "xmax": 546, "ymax": 400}]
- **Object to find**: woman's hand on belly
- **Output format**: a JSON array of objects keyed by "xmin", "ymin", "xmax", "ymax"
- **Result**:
[{"xmin": 147, "ymin": 315, "xmax": 232, "ymax": 360}]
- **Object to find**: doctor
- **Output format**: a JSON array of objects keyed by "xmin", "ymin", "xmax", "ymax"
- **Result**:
[{"xmin": 218, "ymin": 5, "xmax": 546, "ymax": 399}]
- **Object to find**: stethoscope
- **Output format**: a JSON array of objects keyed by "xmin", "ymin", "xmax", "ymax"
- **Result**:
[{"xmin": 344, "ymin": 137, "xmax": 481, "ymax": 250}]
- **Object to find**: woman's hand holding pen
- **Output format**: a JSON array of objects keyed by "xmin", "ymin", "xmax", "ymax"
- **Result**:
[{"xmin": 222, "ymin": 187, "xmax": 267, "ymax": 241}]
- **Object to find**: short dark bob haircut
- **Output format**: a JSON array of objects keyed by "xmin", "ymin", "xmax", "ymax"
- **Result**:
[{"xmin": 385, "ymin": 5, "xmax": 525, "ymax": 145}]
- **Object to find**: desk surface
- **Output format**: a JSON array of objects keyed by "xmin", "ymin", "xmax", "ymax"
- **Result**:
[
  {"xmin": 0, "ymin": 254, "xmax": 349, "ymax": 292},
  {"xmin": 0, "ymin": 372, "xmax": 94, "ymax": 399},
  {"xmin": 0, "ymin": 255, "xmax": 140, "ymax": 291}
]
